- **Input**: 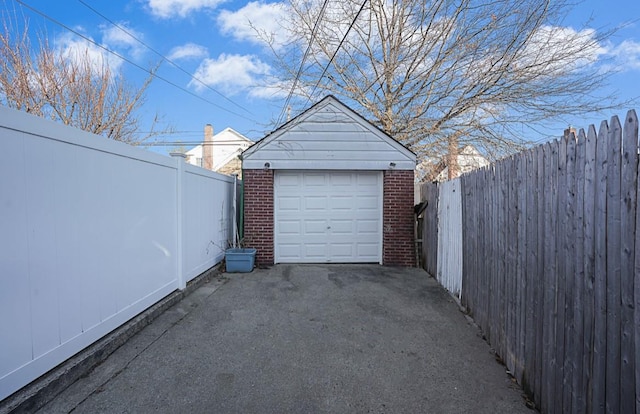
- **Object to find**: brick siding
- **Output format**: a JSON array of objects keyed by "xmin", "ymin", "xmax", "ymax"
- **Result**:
[
  {"xmin": 242, "ymin": 169, "xmax": 274, "ymax": 265},
  {"xmin": 383, "ymin": 170, "xmax": 415, "ymax": 266}
]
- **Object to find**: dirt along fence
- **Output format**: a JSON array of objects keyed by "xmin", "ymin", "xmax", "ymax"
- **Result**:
[{"xmin": 420, "ymin": 110, "xmax": 639, "ymax": 413}]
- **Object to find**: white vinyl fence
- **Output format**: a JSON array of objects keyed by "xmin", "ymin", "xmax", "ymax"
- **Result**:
[
  {"xmin": 0, "ymin": 106, "xmax": 235, "ymax": 401},
  {"xmin": 435, "ymin": 178, "xmax": 463, "ymax": 297}
]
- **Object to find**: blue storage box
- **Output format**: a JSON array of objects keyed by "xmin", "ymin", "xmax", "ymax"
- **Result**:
[{"xmin": 225, "ymin": 248, "xmax": 257, "ymax": 272}]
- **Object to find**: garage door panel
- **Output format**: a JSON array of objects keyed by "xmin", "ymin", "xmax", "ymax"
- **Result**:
[
  {"xmin": 304, "ymin": 220, "xmax": 328, "ymax": 235},
  {"xmin": 330, "ymin": 220, "xmax": 353, "ymax": 234},
  {"xmin": 304, "ymin": 244, "xmax": 327, "ymax": 259},
  {"xmin": 357, "ymin": 243, "xmax": 380, "ymax": 258},
  {"xmin": 328, "ymin": 243, "xmax": 354, "ymax": 259},
  {"xmin": 356, "ymin": 195, "xmax": 379, "ymax": 209},
  {"xmin": 331, "ymin": 172, "xmax": 353, "ymax": 184},
  {"xmin": 304, "ymin": 196, "xmax": 328, "ymax": 211},
  {"xmin": 304, "ymin": 174, "xmax": 327, "ymax": 186},
  {"xmin": 279, "ymin": 196, "xmax": 301, "ymax": 211},
  {"xmin": 278, "ymin": 244, "xmax": 303, "ymax": 260},
  {"xmin": 357, "ymin": 173, "xmax": 379, "ymax": 186},
  {"xmin": 329, "ymin": 195, "xmax": 353, "ymax": 210},
  {"xmin": 277, "ymin": 173, "xmax": 301, "ymax": 187},
  {"xmin": 275, "ymin": 171, "xmax": 381, "ymax": 263},
  {"xmin": 356, "ymin": 219, "xmax": 379, "ymax": 234},
  {"xmin": 278, "ymin": 220, "xmax": 301, "ymax": 235}
]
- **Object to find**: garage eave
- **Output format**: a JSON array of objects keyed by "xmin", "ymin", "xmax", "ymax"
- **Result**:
[{"xmin": 242, "ymin": 159, "xmax": 416, "ymax": 171}]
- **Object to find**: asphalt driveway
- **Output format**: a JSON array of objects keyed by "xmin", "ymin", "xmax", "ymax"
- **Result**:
[{"xmin": 38, "ymin": 265, "xmax": 532, "ymax": 413}]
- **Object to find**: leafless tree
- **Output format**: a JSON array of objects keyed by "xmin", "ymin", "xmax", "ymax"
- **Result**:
[
  {"xmin": 0, "ymin": 16, "xmax": 165, "ymax": 145},
  {"xmin": 265, "ymin": 0, "xmax": 628, "ymax": 177}
]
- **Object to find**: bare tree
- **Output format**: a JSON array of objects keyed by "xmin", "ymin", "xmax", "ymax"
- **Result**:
[
  {"xmin": 265, "ymin": 0, "xmax": 628, "ymax": 176},
  {"xmin": 0, "ymin": 16, "xmax": 165, "ymax": 145}
]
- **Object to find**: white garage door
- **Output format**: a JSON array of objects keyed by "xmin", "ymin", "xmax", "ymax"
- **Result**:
[{"xmin": 274, "ymin": 171, "xmax": 382, "ymax": 263}]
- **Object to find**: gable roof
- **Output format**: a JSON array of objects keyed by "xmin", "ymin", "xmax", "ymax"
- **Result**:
[
  {"xmin": 211, "ymin": 127, "xmax": 253, "ymax": 143},
  {"xmin": 242, "ymin": 95, "xmax": 416, "ymax": 170}
]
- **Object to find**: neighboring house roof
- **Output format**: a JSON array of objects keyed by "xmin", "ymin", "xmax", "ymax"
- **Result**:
[
  {"xmin": 242, "ymin": 95, "xmax": 416, "ymax": 170},
  {"xmin": 417, "ymin": 145, "xmax": 489, "ymax": 182},
  {"xmin": 185, "ymin": 127, "xmax": 251, "ymax": 174}
]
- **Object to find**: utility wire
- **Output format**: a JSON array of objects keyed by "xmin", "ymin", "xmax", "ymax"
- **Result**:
[
  {"xmin": 139, "ymin": 141, "xmax": 252, "ymax": 146},
  {"xmin": 276, "ymin": 0, "xmax": 331, "ymax": 126},
  {"xmin": 308, "ymin": 0, "xmax": 368, "ymax": 104},
  {"xmin": 76, "ymin": 0, "xmax": 252, "ymax": 117},
  {"xmin": 14, "ymin": 0, "xmax": 258, "ymax": 123}
]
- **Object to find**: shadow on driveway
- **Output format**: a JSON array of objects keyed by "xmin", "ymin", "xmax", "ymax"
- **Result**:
[{"xmin": 40, "ymin": 265, "xmax": 533, "ymax": 413}]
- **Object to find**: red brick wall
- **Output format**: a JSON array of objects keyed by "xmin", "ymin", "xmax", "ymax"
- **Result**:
[
  {"xmin": 383, "ymin": 170, "xmax": 415, "ymax": 266},
  {"xmin": 243, "ymin": 169, "xmax": 274, "ymax": 265}
]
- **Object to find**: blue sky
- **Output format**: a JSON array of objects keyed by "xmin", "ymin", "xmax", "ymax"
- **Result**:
[{"xmin": 5, "ymin": 0, "xmax": 640, "ymax": 154}]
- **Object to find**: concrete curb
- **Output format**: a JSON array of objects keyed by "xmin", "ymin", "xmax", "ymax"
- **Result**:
[{"xmin": 0, "ymin": 265, "xmax": 225, "ymax": 414}]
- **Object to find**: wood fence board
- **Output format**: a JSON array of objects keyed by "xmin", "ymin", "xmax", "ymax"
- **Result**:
[
  {"xmin": 606, "ymin": 115, "xmax": 622, "ymax": 414},
  {"xmin": 522, "ymin": 150, "xmax": 534, "ymax": 394},
  {"xmin": 498, "ymin": 160, "xmax": 508, "ymax": 365},
  {"xmin": 555, "ymin": 136, "xmax": 568, "ymax": 414},
  {"xmin": 500, "ymin": 161, "xmax": 508, "ymax": 360},
  {"xmin": 621, "ymin": 110, "xmax": 638, "ymax": 414},
  {"xmin": 572, "ymin": 130, "xmax": 587, "ymax": 413},
  {"xmin": 582, "ymin": 125, "xmax": 598, "ymax": 414},
  {"xmin": 634, "ymin": 114, "xmax": 640, "ymax": 414},
  {"xmin": 479, "ymin": 169, "xmax": 488, "ymax": 329},
  {"xmin": 490, "ymin": 166, "xmax": 498, "ymax": 346},
  {"xmin": 511, "ymin": 156, "xmax": 521, "ymax": 380},
  {"xmin": 542, "ymin": 141, "xmax": 556, "ymax": 413},
  {"xmin": 535, "ymin": 144, "xmax": 545, "ymax": 407},
  {"xmin": 592, "ymin": 120, "xmax": 609, "ymax": 413},
  {"xmin": 506, "ymin": 158, "xmax": 514, "ymax": 365},
  {"xmin": 516, "ymin": 153, "xmax": 527, "ymax": 383},
  {"xmin": 563, "ymin": 134, "xmax": 577, "ymax": 413},
  {"xmin": 461, "ymin": 175, "xmax": 470, "ymax": 308}
]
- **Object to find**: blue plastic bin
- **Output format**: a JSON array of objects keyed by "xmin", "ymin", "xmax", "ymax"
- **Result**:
[{"xmin": 225, "ymin": 248, "xmax": 257, "ymax": 272}]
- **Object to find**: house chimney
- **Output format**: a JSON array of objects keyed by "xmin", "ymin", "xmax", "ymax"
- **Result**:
[
  {"xmin": 203, "ymin": 124, "xmax": 214, "ymax": 170},
  {"xmin": 563, "ymin": 125, "xmax": 577, "ymax": 141}
]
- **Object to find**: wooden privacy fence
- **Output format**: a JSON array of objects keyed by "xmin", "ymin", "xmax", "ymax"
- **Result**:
[{"xmin": 421, "ymin": 110, "xmax": 639, "ymax": 413}]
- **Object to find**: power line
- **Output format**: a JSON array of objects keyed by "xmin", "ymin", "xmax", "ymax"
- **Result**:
[
  {"xmin": 139, "ymin": 141, "xmax": 253, "ymax": 146},
  {"xmin": 276, "ymin": 0, "xmax": 331, "ymax": 126},
  {"xmin": 76, "ymin": 0, "xmax": 252, "ymax": 117},
  {"xmin": 308, "ymin": 0, "xmax": 368, "ymax": 104},
  {"xmin": 14, "ymin": 0, "xmax": 258, "ymax": 123}
]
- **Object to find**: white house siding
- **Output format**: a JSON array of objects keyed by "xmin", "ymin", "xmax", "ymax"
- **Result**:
[
  {"xmin": 242, "ymin": 98, "xmax": 415, "ymax": 171},
  {"xmin": 186, "ymin": 128, "xmax": 251, "ymax": 171}
]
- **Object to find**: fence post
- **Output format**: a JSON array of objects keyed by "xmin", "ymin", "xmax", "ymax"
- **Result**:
[{"xmin": 171, "ymin": 153, "xmax": 187, "ymax": 290}]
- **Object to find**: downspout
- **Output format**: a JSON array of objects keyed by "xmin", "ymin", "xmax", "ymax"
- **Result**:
[{"xmin": 232, "ymin": 174, "xmax": 238, "ymax": 248}]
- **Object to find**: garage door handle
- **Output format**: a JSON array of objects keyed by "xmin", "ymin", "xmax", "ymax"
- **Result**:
[{"xmin": 327, "ymin": 226, "xmax": 331, "ymax": 229}]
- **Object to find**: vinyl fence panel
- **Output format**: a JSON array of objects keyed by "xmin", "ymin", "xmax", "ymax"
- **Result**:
[{"xmin": 0, "ymin": 106, "xmax": 235, "ymax": 401}]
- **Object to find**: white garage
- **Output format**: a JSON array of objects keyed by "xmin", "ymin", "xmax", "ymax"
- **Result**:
[
  {"xmin": 275, "ymin": 170, "xmax": 382, "ymax": 263},
  {"xmin": 242, "ymin": 95, "xmax": 417, "ymax": 266}
]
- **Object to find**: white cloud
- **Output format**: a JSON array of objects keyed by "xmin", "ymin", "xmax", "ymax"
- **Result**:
[
  {"xmin": 146, "ymin": 0, "xmax": 224, "ymax": 18},
  {"xmin": 189, "ymin": 53, "xmax": 272, "ymax": 95},
  {"xmin": 167, "ymin": 43, "xmax": 209, "ymax": 60},
  {"xmin": 513, "ymin": 25, "xmax": 606, "ymax": 76},
  {"xmin": 100, "ymin": 22, "xmax": 146, "ymax": 59},
  {"xmin": 217, "ymin": 1, "xmax": 290, "ymax": 50},
  {"xmin": 55, "ymin": 31, "xmax": 123, "ymax": 74},
  {"xmin": 247, "ymin": 78, "xmax": 290, "ymax": 99},
  {"xmin": 604, "ymin": 39, "xmax": 640, "ymax": 71}
]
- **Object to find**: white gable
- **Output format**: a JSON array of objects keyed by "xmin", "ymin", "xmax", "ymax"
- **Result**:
[
  {"xmin": 242, "ymin": 96, "xmax": 416, "ymax": 170},
  {"xmin": 185, "ymin": 127, "xmax": 251, "ymax": 169}
]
